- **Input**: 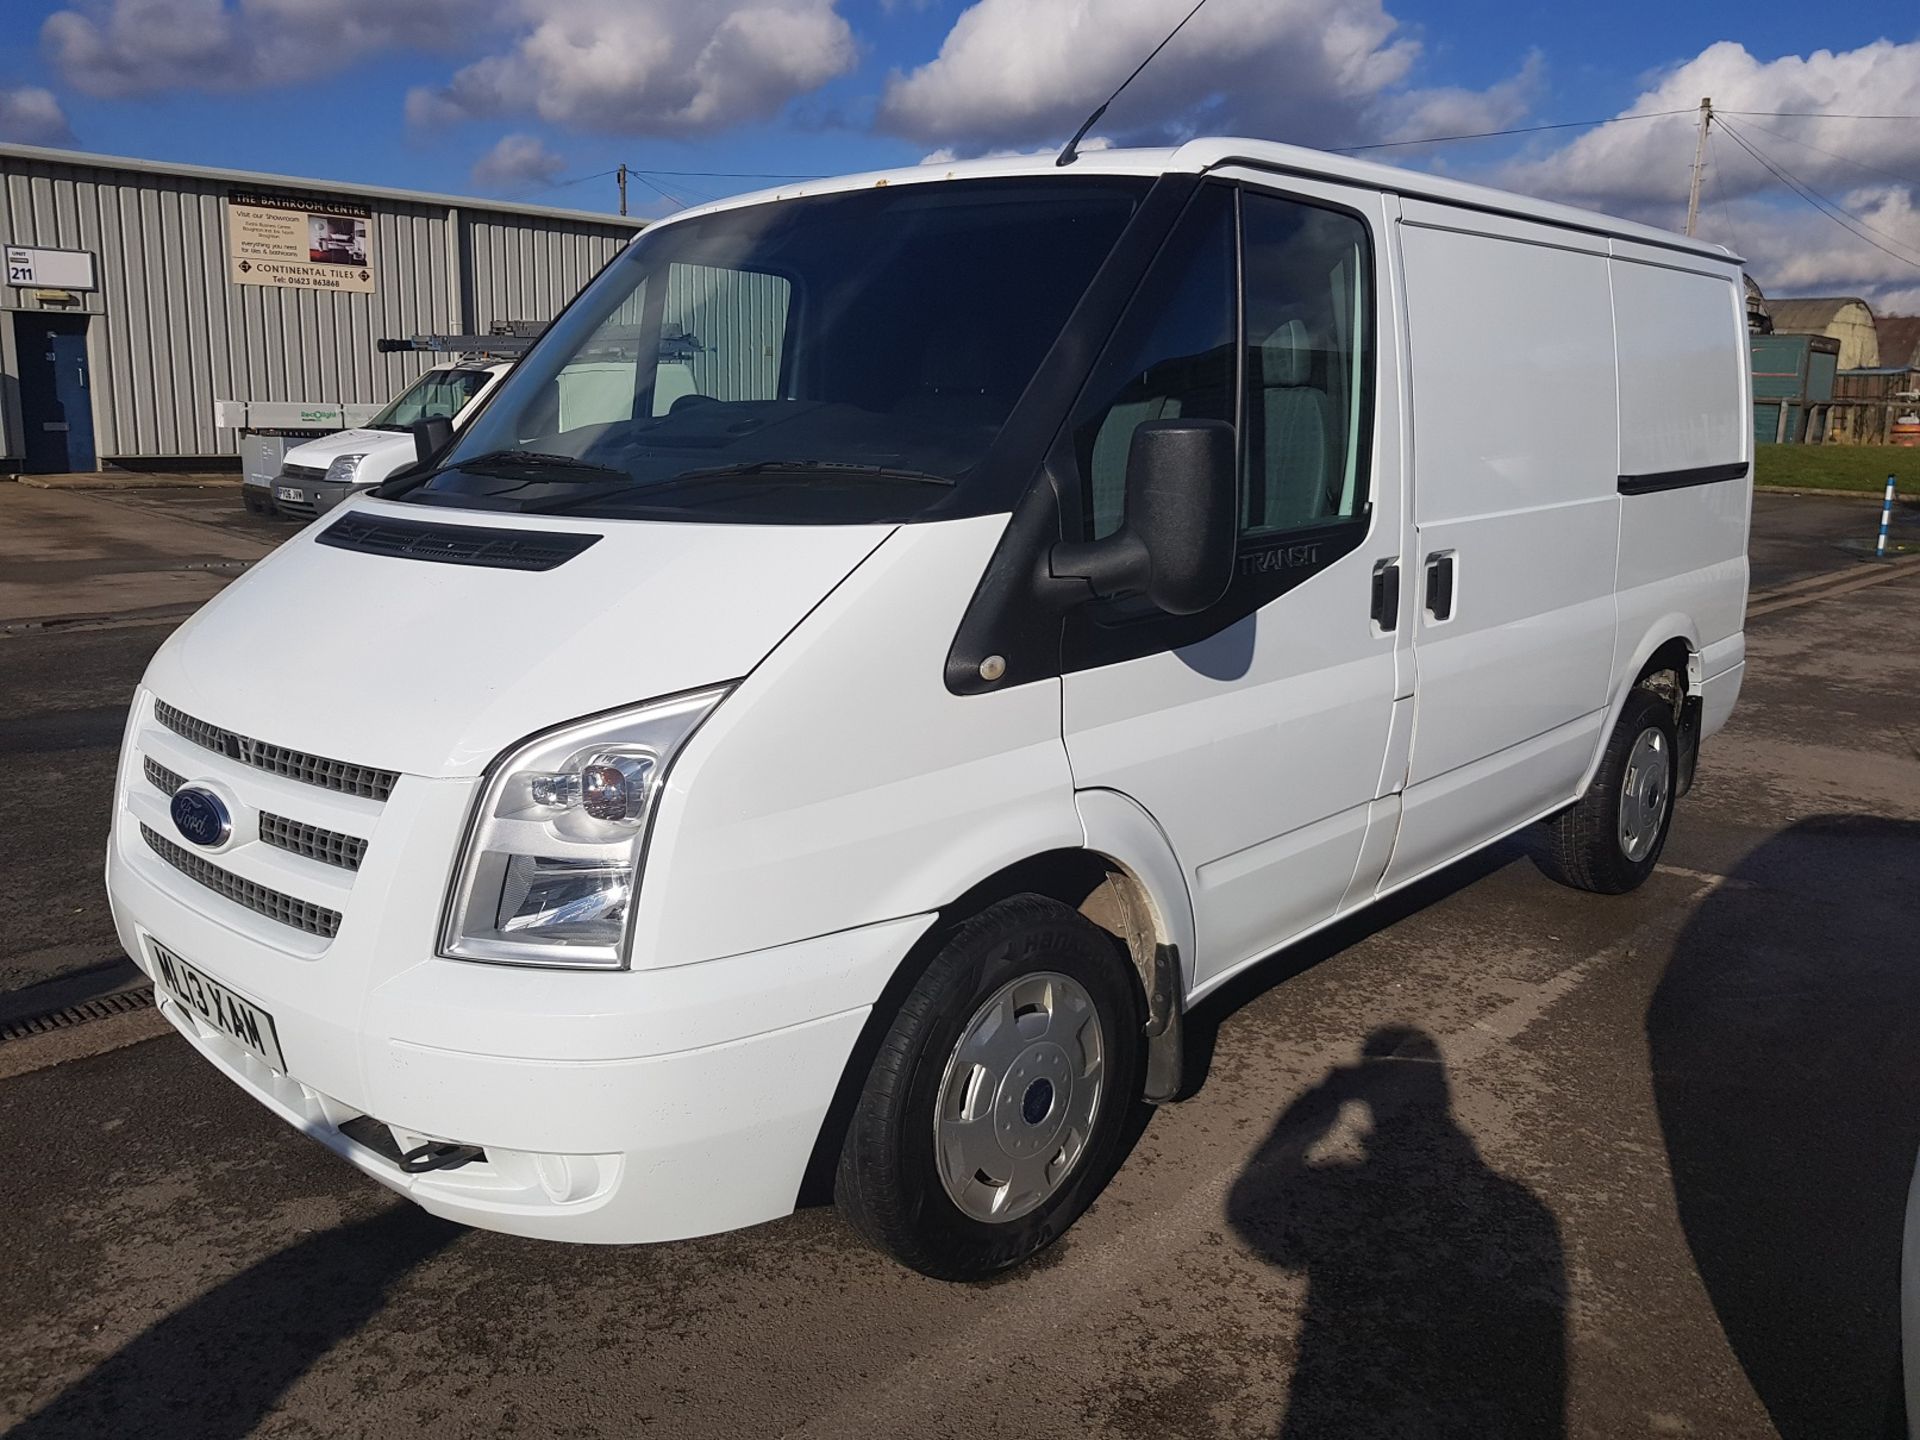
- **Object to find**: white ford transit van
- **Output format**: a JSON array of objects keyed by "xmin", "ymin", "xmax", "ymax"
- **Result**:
[{"xmin": 108, "ymin": 138, "xmax": 1750, "ymax": 1279}]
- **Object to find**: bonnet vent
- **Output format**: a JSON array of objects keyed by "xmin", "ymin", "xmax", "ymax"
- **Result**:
[{"xmin": 316, "ymin": 515, "xmax": 601, "ymax": 572}]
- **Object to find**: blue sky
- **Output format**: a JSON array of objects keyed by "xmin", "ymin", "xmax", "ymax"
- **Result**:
[{"xmin": 2, "ymin": 0, "xmax": 1916, "ymax": 308}]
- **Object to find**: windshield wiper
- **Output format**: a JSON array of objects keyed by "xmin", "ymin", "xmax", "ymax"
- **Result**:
[
  {"xmin": 652, "ymin": 459, "xmax": 957, "ymax": 490},
  {"xmin": 453, "ymin": 449, "xmax": 629, "ymax": 482},
  {"xmin": 502, "ymin": 458, "xmax": 957, "ymax": 517}
]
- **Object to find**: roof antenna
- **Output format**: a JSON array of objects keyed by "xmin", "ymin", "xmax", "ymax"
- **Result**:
[{"xmin": 1057, "ymin": 0, "xmax": 1213, "ymax": 168}]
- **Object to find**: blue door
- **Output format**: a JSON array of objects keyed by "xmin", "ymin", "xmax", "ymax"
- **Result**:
[{"xmin": 14, "ymin": 314, "xmax": 96, "ymax": 473}]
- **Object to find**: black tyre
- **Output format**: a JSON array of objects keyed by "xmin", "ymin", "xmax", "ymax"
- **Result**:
[
  {"xmin": 834, "ymin": 894, "xmax": 1143, "ymax": 1280},
  {"xmin": 1540, "ymin": 687, "xmax": 1679, "ymax": 894}
]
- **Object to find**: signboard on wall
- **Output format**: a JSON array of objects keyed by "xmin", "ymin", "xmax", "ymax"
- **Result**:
[
  {"xmin": 5, "ymin": 246, "xmax": 97, "ymax": 291},
  {"xmin": 227, "ymin": 191, "xmax": 375, "ymax": 294}
]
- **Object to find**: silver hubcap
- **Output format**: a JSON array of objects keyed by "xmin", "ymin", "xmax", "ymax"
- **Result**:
[
  {"xmin": 1618, "ymin": 727, "xmax": 1672, "ymax": 862},
  {"xmin": 934, "ymin": 971, "xmax": 1106, "ymax": 1224}
]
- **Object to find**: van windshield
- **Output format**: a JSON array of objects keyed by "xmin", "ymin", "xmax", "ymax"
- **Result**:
[
  {"xmin": 399, "ymin": 177, "xmax": 1149, "ymax": 524},
  {"xmin": 369, "ymin": 368, "xmax": 494, "ymax": 431}
]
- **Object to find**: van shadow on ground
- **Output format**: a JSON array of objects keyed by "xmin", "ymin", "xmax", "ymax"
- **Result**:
[
  {"xmin": 1647, "ymin": 814, "xmax": 1920, "ymax": 1438},
  {"xmin": 5, "ymin": 1207, "xmax": 461, "ymax": 1440}
]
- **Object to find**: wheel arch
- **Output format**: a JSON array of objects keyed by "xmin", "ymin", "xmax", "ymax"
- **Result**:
[
  {"xmin": 797, "ymin": 797, "xmax": 1199, "ymax": 1208},
  {"xmin": 1575, "ymin": 618, "xmax": 1701, "ymax": 796}
]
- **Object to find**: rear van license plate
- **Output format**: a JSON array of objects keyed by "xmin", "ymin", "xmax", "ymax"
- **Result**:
[
  {"xmin": 276, "ymin": 486, "xmax": 304, "ymax": 503},
  {"xmin": 151, "ymin": 942, "xmax": 288, "ymax": 1072}
]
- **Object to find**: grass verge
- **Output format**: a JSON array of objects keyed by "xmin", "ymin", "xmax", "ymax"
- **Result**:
[{"xmin": 1755, "ymin": 445, "xmax": 1916, "ymax": 493}]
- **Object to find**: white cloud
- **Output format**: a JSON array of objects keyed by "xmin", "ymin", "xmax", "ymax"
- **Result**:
[
  {"xmin": 407, "ymin": 0, "xmax": 858, "ymax": 136},
  {"xmin": 41, "ymin": 0, "xmax": 475, "ymax": 97},
  {"xmin": 1482, "ymin": 40, "xmax": 1920, "ymax": 312},
  {"xmin": 874, "ymin": 0, "xmax": 1534, "ymax": 155},
  {"xmin": 0, "ymin": 86, "xmax": 73, "ymax": 144},
  {"xmin": 1372, "ymin": 49, "xmax": 1543, "ymax": 147},
  {"xmin": 1500, "ymin": 40, "xmax": 1920, "ymax": 213},
  {"xmin": 1685, "ymin": 183, "xmax": 1920, "ymax": 314},
  {"xmin": 471, "ymin": 131, "xmax": 567, "ymax": 189}
]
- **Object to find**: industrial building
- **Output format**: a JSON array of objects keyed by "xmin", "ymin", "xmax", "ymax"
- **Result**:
[
  {"xmin": 1767, "ymin": 296, "xmax": 1881, "ymax": 371},
  {"xmin": 2, "ymin": 143, "xmax": 642, "ymax": 473}
]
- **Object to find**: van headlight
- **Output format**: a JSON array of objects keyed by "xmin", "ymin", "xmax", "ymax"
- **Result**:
[
  {"xmin": 324, "ymin": 453, "xmax": 366, "ymax": 485},
  {"xmin": 441, "ymin": 686, "xmax": 731, "ymax": 968}
]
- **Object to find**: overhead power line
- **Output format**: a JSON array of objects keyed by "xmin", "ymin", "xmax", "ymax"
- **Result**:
[
  {"xmin": 1719, "ymin": 109, "xmax": 1920, "ymax": 121},
  {"xmin": 629, "ymin": 167, "xmax": 827, "ymax": 180},
  {"xmin": 1719, "ymin": 113, "xmax": 1920, "ymax": 192},
  {"xmin": 1714, "ymin": 118, "xmax": 1920, "ymax": 271},
  {"xmin": 1335, "ymin": 107, "xmax": 1692, "ymax": 153},
  {"xmin": 1705, "ymin": 127, "xmax": 1745, "ymax": 257},
  {"xmin": 1717, "ymin": 119, "xmax": 1920, "ymax": 256}
]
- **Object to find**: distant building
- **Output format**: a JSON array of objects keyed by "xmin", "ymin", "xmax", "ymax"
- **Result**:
[
  {"xmin": 1876, "ymin": 315, "xmax": 1920, "ymax": 371},
  {"xmin": 1744, "ymin": 275, "xmax": 1772, "ymax": 333},
  {"xmin": 1767, "ymin": 296, "xmax": 1880, "ymax": 371},
  {"xmin": 1832, "ymin": 314, "xmax": 1920, "ymax": 445},
  {"xmin": 2, "ymin": 142, "xmax": 642, "ymax": 474}
]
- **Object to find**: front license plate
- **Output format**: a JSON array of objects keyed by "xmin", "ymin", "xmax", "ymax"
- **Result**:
[
  {"xmin": 151, "ymin": 942, "xmax": 288, "ymax": 1072},
  {"xmin": 275, "ymin": 486, "xmax": 305, "ymax": 503}
]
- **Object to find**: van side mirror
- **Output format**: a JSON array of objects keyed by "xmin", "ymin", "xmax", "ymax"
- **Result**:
[
  {"xmin": 413, "ymin": 415, "xmax": 454, "ymax": 467},
  {"xmin": 1050, "ymin": 419, "xmax": 1237, "ymax": 616}
]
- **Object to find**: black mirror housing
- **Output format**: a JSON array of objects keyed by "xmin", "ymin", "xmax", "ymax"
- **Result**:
[
  {"xmin": 413, "ymin": 416, "xmax": 455, "ymax": 467},
  {"xmin": 1051, "ymin": 419, "xmax": 1237, "ymax": 616}
]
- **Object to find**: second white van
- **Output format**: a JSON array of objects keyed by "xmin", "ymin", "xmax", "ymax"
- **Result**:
[{"xmin": 107, "ymin": 136, "xmax": 1749, "ymax": 1279}]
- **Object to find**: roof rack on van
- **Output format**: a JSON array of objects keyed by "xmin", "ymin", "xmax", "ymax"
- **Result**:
[{"xmin": 375, "ymin": 332, "xmax": 537, "ymax": 358}]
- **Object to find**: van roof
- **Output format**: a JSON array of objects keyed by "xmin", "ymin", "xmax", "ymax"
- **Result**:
[{"xmin": 666, "ymin": 136, "xmax": 1737, "ymax": 266}]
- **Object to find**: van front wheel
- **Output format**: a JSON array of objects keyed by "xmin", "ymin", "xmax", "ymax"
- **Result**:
[
  {"xmin": 1540, "ymin": 687, "xmax": 1678, "ymax": 894},
  {"xmin": 834, "ymin": 895, "xmax": 1143, "ymax": 1281}
]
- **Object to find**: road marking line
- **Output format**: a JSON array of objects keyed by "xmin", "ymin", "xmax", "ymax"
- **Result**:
[
  {"xmin": 1654, "ymin": 863, "xmax": 1755, "ymax": 889},
  {"xmin": 1749, "ymin": 559, "xmax": 1920, "ymax": 617},
  {"xmin": 1747, "ymin": 550, "xmax": 1920, "ymax": 606}
]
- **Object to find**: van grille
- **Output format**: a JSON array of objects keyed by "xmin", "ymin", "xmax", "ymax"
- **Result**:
[
  {"xmin": 140, "ymin": 824, "xmax": 343, "ymax": 938},
  {"xmin": 280, "ymin": 464, "xmax": 327, "ymax": 483},
  {"xmin": 145, "ymin": 757, "xmax": 184, "ymax": 796},
  {"xmin": 153, "ymin": 700, "xmax": 398, "ymax": 802},
  {"xmin": 258, "ymin": 813, "xmax": 367, "ymax": 872}
]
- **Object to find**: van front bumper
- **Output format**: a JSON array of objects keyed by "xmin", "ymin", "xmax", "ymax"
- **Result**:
[{"xmin": 108, "ymin": 833, "xmax": 932, "ymax": 1244}]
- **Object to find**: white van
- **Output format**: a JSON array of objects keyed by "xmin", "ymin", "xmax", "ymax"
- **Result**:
[
  {"xmin": 108, "ymin": 138, "xmax": 1750, "ymax": 1279},
  {"xmin": 269, "ymin": 360, "xmax": 512, "ymax": 519}
]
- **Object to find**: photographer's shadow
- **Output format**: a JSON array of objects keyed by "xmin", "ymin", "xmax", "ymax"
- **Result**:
[{"xmin": 1227, "ymin": 1026, "xmax": 1567, "ymax": 1438}]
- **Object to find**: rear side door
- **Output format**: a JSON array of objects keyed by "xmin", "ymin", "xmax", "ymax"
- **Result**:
[
  {"xmin": 1380, "ymin": 205, "xmax": 1622, "ymax": 891},
  {"xmin": 1059, "ymin": 176, "xmax": 1411, "ymax": 990}
]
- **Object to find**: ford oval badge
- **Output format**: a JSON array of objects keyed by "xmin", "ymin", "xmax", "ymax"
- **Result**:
[{"xmin": 170, "ymin": 786, "xmax": 232, "ymax": 848}]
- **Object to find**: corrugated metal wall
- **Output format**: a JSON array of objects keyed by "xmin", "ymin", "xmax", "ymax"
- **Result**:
[
  {"xmin": 463, "ymin": 216, "xmax": 625, "ymax": 337},
  {"xmin": 663, "ymin": 263, "xmax": 790, "ymax": 402},
  {"xmin": 1, "ymin": 150, "xmax": 637, "ymax": 464}
]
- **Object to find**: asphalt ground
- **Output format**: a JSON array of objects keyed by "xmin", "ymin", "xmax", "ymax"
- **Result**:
[{"xmin": 0, "ymin": 486, "xmax": 1917, "ymax": 1437}]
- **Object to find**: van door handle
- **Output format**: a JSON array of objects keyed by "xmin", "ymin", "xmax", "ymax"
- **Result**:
[
  {"xmin": 1370, "ymin": 559, "xmax": 1399, "ymax": 631},
  {"xmin": 1424, "ymin": 552, "xmax": 1455, "ymax": 621}
]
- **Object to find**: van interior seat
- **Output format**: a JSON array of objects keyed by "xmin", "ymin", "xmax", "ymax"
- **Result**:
[
  {"xmin": 1091, "ymin": 394, "xmax": 1182, "ymax": 532},
  {"xmin": 1255, "ymin": 318, "xmax": 1333, "ymax": 530}
]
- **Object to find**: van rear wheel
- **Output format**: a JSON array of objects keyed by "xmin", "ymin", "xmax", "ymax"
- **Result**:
[
  {"xmin": 1540, "ymin": 687, "xmax": 1678, "ymax": 894},
  {"xmin": 833, "ymin": 895, "xmax": 1143, "ymax": 1281}
]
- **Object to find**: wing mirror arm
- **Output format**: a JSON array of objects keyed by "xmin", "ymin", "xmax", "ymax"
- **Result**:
[{"xmin": 1047, "ymin": 419, "xmax": 1237, "ymax": 617}]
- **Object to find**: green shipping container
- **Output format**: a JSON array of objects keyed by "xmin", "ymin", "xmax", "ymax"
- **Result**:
[{"xmin": 1751, "ymin": 332, "xmax": 1839, "ymax": 442}]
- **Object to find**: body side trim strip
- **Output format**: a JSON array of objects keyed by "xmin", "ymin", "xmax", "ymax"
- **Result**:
[{"xmin": 1618, "ymin": 462, "xmax": 1749, "ymax": 496}]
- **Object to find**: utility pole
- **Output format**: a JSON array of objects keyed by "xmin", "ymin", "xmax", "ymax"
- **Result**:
[
  {"xmin": 616, "ymin": 163, "xmax": 628, "ymax": 218},
  {"xmin": 1685, "ymin": 97, "xmax": 1712, "ymax": 238}
]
